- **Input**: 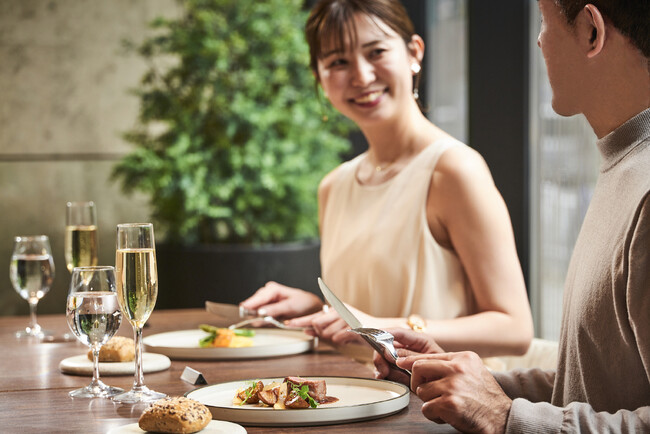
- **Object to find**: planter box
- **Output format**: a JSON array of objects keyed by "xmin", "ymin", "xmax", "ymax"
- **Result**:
[{"xmin": 155, "ymin": 240, "xmax": 322, "ymax": 309}]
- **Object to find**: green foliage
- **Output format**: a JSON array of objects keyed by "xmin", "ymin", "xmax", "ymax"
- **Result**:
[{"xmin": 113, "ymin": 0, "xmax": 353, "ymax": 244}]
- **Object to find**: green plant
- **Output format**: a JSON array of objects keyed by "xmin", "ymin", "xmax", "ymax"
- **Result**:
[{"xmin": 113, "ymin": 0, "xmax": 352, "ymax": 245}]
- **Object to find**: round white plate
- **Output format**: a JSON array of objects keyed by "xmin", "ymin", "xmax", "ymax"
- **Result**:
[
  {"xmin": 186, "ymin": 376, "xmax": 410, "ymax": 427},
  {"xmin": 106, "ymin": 420, "xmax": 246, "ymax": 433},
  {"xmin": 143, "ymin": 329, "xmax": 314, "ymax": 360},
  {"xmin": 59, "ymin": 353, "xmax": 171, "ymax": 376}
]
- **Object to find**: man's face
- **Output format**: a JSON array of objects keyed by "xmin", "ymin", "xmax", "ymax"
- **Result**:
[{"xmin": 537, "ymin": 0, "xmax": 585, "ymax": 116}]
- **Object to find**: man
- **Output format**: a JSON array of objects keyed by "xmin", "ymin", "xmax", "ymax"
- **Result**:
[{"xmin": 374, "ymin": 0, "xmax": 650, "ymax": 432}]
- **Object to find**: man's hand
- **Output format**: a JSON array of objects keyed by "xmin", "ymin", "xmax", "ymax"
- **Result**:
[
  {"xmin": 400, "ymin": 351, "xmax": 511, "ymax": 433},
  {"xmin": 373, "ymin": 328, "xmax": 444, "ymax": 386}
]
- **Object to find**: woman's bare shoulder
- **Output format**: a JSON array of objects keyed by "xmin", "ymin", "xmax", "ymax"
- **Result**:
[{"xmin": 433, "ymin": 142, "xmax": 494, "ymax": 190}]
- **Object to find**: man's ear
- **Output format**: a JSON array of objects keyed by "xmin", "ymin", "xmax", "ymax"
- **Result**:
[{"xmin": 582, "ymin": 4, "xmax": 606, "ymax": 58}]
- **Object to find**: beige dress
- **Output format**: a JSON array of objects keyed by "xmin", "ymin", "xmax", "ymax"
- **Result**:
[{"xmin": 320, "ymin": 137, "xmax": 475, "ymax": 320}]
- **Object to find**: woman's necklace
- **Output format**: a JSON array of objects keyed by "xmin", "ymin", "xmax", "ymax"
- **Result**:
[{"xmin": 369, "ymin": 155, "xmax": 397, "ymax": 173}]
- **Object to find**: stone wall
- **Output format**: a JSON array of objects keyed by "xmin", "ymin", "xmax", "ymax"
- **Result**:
[{"xmin": 0, "ymin": 0, "xmax": 179, "ymax": 316}]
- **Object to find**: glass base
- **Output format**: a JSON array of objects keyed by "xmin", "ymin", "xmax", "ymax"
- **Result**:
[
  {"xmin": 112, "ymin": 385, "xmax": 166, "ymax": 404},
  {"xmin": 15, "ymin": 327, "xmax": 52, "ymax": 339},
  {"xmin": 69, "ymin": 381, "xmax": 124, "ymax": 399}
]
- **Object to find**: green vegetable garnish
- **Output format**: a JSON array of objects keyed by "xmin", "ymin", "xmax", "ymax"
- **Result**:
[
  {"xmin": 198, "ymin": 324, "xmax": 255, "ymax": 347},
  {"xmin": 239, "ymin": 380, "xmax": 259, "ymax": 405},
  {"xmin": 198, "ymin": 332, "xmax": 216, "ymax": 348},
  {"xmin": 233, "ymin": 328, "xmax": 255, "ymax": 337},
  {"xmin": 289, "ymin": 381, "xmax": 318, "ymax": 408}
]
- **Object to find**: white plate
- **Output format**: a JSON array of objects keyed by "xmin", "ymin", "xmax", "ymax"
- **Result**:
[
  {"xmin": 106, "ymin": 420, "xmax": 246, "ymax": 433},
  {"xmin": 186, "ymin": 376, "xmax": 410, "ymax": 427},
  {"xmin": 59, "ymin": 353, "xmax": 171, "ymax": 376},
  {"xmin": 143, "ymin": 329, "xmax": 314, "ymax": 360}
]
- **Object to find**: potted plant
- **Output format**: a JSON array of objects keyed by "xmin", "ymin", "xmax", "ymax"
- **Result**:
[{"xmin": 113, "ymin": 0, "xmax": 353, "ymax": 308}]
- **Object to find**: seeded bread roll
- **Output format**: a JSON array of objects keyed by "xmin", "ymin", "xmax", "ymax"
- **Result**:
[
  {"xmin": 87, "ymin": 336, "xmax": 135, "ymax": 362},
  {"xmin": 138, "ymin": 397, "xmax": 212, "ymax": 433}
]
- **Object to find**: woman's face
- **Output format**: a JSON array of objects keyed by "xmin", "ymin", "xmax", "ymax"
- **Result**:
[{"xmin": 316, "ymin": 13, "xmax": 419, "ymax": 127}]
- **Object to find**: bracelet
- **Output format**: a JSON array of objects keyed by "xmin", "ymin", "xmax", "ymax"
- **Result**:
[{"xmin": 407, "ymin": 314, "xmax": 426, "ymax": 332}]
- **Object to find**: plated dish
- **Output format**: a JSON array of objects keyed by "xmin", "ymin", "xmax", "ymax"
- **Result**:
[
  {"xmin": 59, "ymin": 352, "xmax": 171, "ymax": 376},
  {"xmin": 185, "ymin": 376, "xmax": 410, "ymax": 426},
  {"xmin": 142, "ymin": 329, "xmax": 314, "ymax": 360}
]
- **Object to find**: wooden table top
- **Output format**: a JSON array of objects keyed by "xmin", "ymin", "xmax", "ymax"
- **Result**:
[{"xmin": 0, "ymin": 309, "xmax": 457, "ymax": 433}]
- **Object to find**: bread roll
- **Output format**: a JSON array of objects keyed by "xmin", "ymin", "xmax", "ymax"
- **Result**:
[
  {"xmin": 138, "ymin": 397, "xmax": 212, "ymax": 433},
  {"xmin": 87, "ymin": 336, "xmax": 134, "ymax": 362}
]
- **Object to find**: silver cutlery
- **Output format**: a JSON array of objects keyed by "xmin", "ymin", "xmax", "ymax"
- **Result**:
[
  {"xmin": 349, "ymin": 327, "xmax": 411, "ymax": 375},
  {"xmin": 228, "ymin": 315, "xmax": 311, "ymax": 331},
  {"xmin": 317, "ymin": 278, "xmax": 411, "ymax": 376},
  {"xmin": 205, "ymin": 301, "xmax": 311, "ymax": 331}
]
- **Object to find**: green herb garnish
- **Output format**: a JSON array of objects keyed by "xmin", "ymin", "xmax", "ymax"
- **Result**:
[
  {"xmin": 239, "ymin": 380, "xmax": 259, "ymax": 405},
  {"xmin": 289, "ymin": 381, "xmax": 318, "ymax": 408}
]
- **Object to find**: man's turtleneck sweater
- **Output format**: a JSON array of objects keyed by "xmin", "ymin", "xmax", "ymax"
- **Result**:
[{"xmin": 495, "ymin": 108, "xmax": 650, "ymax": 433}]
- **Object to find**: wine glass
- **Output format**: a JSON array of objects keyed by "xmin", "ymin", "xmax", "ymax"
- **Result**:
[
  {"xmin": 66, "ymin": 266, "xmax": 124, "ymax": 398},
  {"xmin": 65, "ymin": 201, "xmax": 99, "ymax": 273},
  {"xmin": 112, "ymin": 223, "xmax": 166, "ymax": 403},
  {"xmin": 9, "ymin": 235, "xmax": 55, "ymax": 339}
]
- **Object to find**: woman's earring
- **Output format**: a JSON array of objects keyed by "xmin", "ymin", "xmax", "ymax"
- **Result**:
[{"xmin": 411, "ymin": 63, "xmax": 421, "ymax": 100}]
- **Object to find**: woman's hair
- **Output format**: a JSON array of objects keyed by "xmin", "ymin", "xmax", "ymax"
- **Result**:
[
  {"xmin": 305, "ymin": 0, "xmax": 416, "ymax": 78},
  {"xmin": 554, "ymin": 0, "xmax": 649, "ymax": 58}
]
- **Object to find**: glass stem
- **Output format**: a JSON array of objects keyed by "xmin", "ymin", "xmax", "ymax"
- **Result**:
[
  {"xmin": 90, "ymin": 346, "xmax": 101, "ymax": 387},
  {"xmin": 28, "ymin": 299, "xmax": 40, "ymax": 334},
  {"xmin": 133, "ymin": 326, "xmax": 145, "ymax": 389}
]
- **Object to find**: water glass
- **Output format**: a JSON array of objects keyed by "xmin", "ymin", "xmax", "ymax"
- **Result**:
[
  {"xmin": 66, "ymin": 266, "xmax": 123, "ymax": 398},
  {"xmin": 10, "ymin": 235, "xmax": 55, "ymax": 339}
]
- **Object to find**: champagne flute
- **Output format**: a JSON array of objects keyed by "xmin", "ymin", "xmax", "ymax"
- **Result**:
[
  {"xmin": 112, "ymin": 223, "xmax": 166, "ymax": 403},
  {"xmin": 65, "ymin": 201, "xmax": 99, "ymax": 273},
  {"xmin": 66, "ymin": 266, "xmax": 124, "ymax": 398},
  {"xmin": 10, "ymin": 235, "xmax": 55, "ymax": 339}
]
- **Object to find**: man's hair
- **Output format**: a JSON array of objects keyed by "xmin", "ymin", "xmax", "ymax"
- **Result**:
[{"xmin": 554, "ymin": 0, "xmax": 649, "ymax": 58}]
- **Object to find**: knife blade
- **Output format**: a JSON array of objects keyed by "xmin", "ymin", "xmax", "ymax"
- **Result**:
[
  {"xmin": 205, "ymin": 301, "xmax": 258, "ymax": 320},
  {"xmin": 317, "ymin": 278, "xmax": 362, "ymax": 329},
  {"xmin": 317, "ymin": 278, "xmax": 411, "ymax": 377}
]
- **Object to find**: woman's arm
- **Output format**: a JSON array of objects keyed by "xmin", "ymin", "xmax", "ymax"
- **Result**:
[{"xmin": 420, "ymin": 145, "xmax": 534, "ymax": 357}]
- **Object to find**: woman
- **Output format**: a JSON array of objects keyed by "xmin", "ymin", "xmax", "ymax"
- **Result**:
[{"xmin": 241, "ymin": 0, "xmax": 533, "ymax": 358}]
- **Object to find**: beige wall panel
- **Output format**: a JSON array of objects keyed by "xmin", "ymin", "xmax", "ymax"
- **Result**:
[
  {"xmin": 1, "ymin": 1, "xmax": 179, "ymax": 316},
  {"xmin": 0, "ymin": 160, "xmax": 151, "ymax": 316},
  {"xmin": 0, "ymin": 1, "xmax": 179, "ymax": 155}
]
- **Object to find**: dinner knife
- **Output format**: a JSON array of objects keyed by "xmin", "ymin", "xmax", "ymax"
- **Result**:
[
  {"xmin": 317, "ymin": 278, "xmax": 362, "ymax": 329},
  {"xmin": 205, "ymin": 301, "xmax": 258, "ymax": 320},
  {"xmin": 317, "ymin": 278, "xmax": 411, "ymax": 377}
]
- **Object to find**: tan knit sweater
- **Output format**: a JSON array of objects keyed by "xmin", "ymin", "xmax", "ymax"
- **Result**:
[{"xmin": 495, "ymin": 108, "xmax": 650, "ymax": 432}]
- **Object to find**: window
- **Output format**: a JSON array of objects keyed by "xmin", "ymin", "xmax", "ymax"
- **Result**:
[
  {"xmin": 528, "ymin": 2, "xmax": 598, "ymax": 340},
  {"xmin": 425, "ymin": 0, "xmax": 468, "ymax": 142}
]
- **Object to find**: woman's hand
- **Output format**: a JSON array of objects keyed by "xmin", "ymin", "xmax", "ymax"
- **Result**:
[
  {"xmin": 373, "ymin": 328, "xmax": 444, "ymax": 386},
  {"xmin": 239, "ymin": 281, "xmax": 323, "ymax": 320}
]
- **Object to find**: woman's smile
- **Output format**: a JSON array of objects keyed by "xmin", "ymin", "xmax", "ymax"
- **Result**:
[{"xmin": 350, "ymin": 88, "xmax": 388, "ymax": 106}]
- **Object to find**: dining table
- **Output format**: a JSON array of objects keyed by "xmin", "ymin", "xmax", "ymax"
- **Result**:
[{"xmin": 0, "ymin": 308, "xmax": 458, "ymax": 433}]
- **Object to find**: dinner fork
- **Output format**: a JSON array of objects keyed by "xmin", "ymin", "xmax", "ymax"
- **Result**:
[
  {"xmin": 228, "ymin": 315, "xmax": 311, "ymax": 332},
  {"xmin": 349, "ymin": 327, "xmax": 411, "ymax": 376}
]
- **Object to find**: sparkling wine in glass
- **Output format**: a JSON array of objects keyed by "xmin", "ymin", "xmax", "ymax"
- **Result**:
[
  {"xmin": 112, "ymin": 223, "xmax": 166, "ymax": 403},
  {"xmin": 65, "ymin": 201, "xmax": 99, "ymax": 273},
  {"xmin": 66, "ymin": 266, "xmax": 124, "ymax": 398},
  {"xmin": 10, "ymin": 235, "xmax": 55, "ymax": 339}
]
